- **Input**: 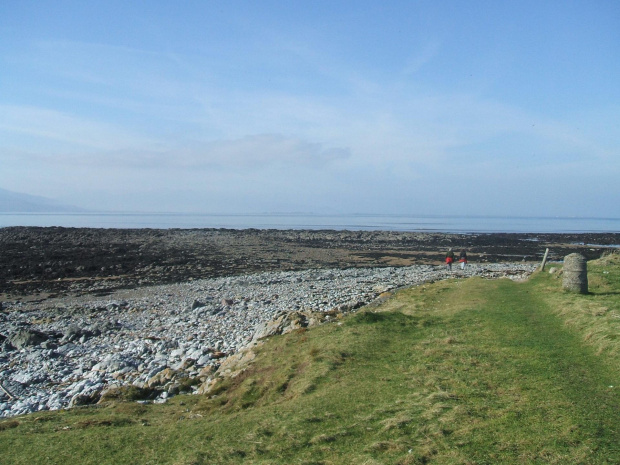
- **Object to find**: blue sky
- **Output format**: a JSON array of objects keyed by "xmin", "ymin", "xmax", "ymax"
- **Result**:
[{"xmin": 1, "ymin": 1, "xmax": 618, "ymax": 216}]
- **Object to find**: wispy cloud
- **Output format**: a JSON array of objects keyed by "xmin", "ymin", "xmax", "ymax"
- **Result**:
[
  {"xmin": 402, "ymin": 40, "xmax": 441, "ymax": 76},
  {"xmin": 101, "ymin": 134, "xmax": 350, "ymax": 170},
  {"xmin": 0, "ymin": 120, "xmax": 350, "ymax": 172},
  {"xmin": 0, "ymin": 105, "xmax": 156, "ymax": 150},
  {"xmin": 182, "ymin": 134, "xmax": 350, "ymax": 169}
]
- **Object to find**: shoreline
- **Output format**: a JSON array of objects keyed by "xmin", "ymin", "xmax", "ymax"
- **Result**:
[
  {"xmin": 0, "ymin": 262, "xmax": 536, "ymax": 418},
  {"xmin": 0, "ymin": 226, "xmax": 617, "ymax": 417},
  {"xmin": 2, "ymin": 227, "xmax": 618, "ymax": 299}
]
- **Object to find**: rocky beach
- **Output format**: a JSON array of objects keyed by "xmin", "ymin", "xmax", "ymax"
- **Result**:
[{"xmin": 1, "ymin": 227, "xmax": 618, "ymax": 417}]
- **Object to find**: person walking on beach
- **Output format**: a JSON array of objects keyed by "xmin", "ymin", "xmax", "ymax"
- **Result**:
[
  {"xmin": 446, "ymin": 248, "xmax": 455, "ymax": 270},
  {"xmin": 459, "ymin": 249, "xmax": 468, "ymax": 270}
]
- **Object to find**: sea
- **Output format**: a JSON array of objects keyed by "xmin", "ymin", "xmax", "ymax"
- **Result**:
[{"xmin": 0, "ymin": 213, "xmax": 619, "ymax": 234}]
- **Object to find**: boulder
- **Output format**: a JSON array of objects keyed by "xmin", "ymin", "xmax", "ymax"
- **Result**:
[
  {"xmin": 170, "ymin": 348, "xmax": 185, "ymax": 358},
  {"xmin": 196, "ymin": 354, "xmax": 212, "ymax": 366},
  {"xmin": 98, "ymin": 385, "xmax": 155, "ymax": 403},
  {"xmin": 211, "ymin": 351, "xmax": 227, "ymax": 359},
  {"xmin": 251, "ymin": 310, "xmax": 327, "ymax": 342},
  {"xmin": 68, "ymin": 391, "xmax": 101, "ymax": 408},
  {"xmin": 40, "ymin": 340, "xmax": 58, "ymax": 350},
  {"xmin": 216, "ymin": 348, "xmax": 257, "ymax": 377},
  {"xmin": 61, "ymin": 324, "xmax": 92, "ymax": 343},
  {"xmin": 172, "ymin": 358, "xmax": 194, "ymax": 371},
  {"xmin": 196, "ymin": 378, "xmax": 218, "ymax": 395},
  {"xmin": 90, "ymin": 320, "xmax": 119, "ymax": 334},
  {"xmin": 146, "ymin": 368, "xmax": 179, "ymax": 388},
  {"xmin": 12, "ymin": 372, "xmax": 47, "ymax": 386},
  {"xmin": 197, "ymin": 365, "xmax": 215, "ymax": 380},
  {"xmin": 10, "ymin": 329, "xmax": 48, "ymax": 349},
  {"xmin": 196, "ymin": 347, "xmax": 259, "ymax": 395},
  {"xmin": 190, "ymin": 300, "xmax": 204, "ymax": 310}
]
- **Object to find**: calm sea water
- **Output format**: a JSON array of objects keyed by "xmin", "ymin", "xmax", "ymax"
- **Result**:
[{"xmin": 0, "ymin": 213, "xmax": 619, "ymax": 233}]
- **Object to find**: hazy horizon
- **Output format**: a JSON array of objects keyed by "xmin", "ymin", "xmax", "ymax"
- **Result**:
[
  {"xmin": 2, "ymin": 187, "xmax": 620, "ymax": 220},
  {"xmin": 1, "ymin": 2, "xmax": 619, "ymax": 218}
]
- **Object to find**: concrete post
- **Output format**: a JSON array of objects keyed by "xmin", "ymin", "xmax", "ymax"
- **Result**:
[{"xmin": 562, "ymin": 253, "xmax": 588, "ymax": 294}]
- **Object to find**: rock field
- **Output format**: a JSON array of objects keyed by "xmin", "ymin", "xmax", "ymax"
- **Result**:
[
  {"xmin": 2, "ymin": 227, "xmax": 617, "ymax": 297},
  {"xmin": 2, "ymin": 226, "xmax": 617, "ymax": 418},
  {"xmin": 0, "ymin": 262, "xmax": 536, "ymax": 418}
]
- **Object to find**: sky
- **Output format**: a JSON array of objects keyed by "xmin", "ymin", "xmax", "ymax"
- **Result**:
[{"xmin": 1, "ymin": 0, "xmax": 619, "ymax": 216}]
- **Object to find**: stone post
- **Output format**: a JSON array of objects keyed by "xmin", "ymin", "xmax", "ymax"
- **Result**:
[{"xmin": 562, "ymin": 253, "xmax": 588, "ymax": 294}]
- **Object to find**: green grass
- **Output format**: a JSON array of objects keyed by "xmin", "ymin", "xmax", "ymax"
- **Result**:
[{"xmin": 2, "ymin": 253, "xmax": 620, "ymax": 464}]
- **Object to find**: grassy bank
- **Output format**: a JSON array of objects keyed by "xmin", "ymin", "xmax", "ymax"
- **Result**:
[{"xmin": 2, "ymin": 253, "xmax": 619, "ymax": 464}]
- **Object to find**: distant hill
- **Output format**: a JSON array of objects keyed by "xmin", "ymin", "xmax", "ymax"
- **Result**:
[{"xmin": 0, "ymin": 188, "xmax": 83, "ymax": 212}]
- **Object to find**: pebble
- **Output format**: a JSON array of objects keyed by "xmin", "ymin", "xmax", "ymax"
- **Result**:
[{"xmin": 0, "ymin": 263, "xmax": 535, "ymax": 417}]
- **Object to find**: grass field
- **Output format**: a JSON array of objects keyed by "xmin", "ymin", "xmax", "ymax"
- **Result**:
[{"xmin": 1, "ymin": 252, "xmax": 619, "ymax": 464}]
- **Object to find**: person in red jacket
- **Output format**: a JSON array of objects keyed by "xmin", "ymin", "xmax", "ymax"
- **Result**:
[
  {"xmin": 446, "ymin": 248, "xmax": 455, "ymax": 270},
  {"xmin": 459, "ymin": 249, "xmax": 468, "ymax": 270}
]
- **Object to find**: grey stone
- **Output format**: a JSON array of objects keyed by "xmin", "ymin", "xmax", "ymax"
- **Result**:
[
  {"xmin": 12, "ymin": 372, "xmax": 46, "ymax": 386},
  {"xmin": 68, "ymin": 391, "xmax": 100, "ymax": 408},
  {"xmin": 190, "ymin": 300, "xmax": 206, "ymax": 310},
  {"xmin": 146, "ymin": 366, "xmax": 166, "ymax": 378},
  {"xmin": 10, "ymin": 329, "xmax": 48, "ymax": 349},
  {"xmin": 170, "ymin": 348, "xmax": 185, "ymax": 358},
  {"xmin": 196, "ymin": 354, "xmax": 211, "ymax": 366},
  {"xmin": 39, "ymin": 340, "xmax": 58, "ymax": 350}
]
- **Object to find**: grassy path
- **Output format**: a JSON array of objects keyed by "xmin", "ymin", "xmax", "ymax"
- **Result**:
[
  {"xmin": 327, "ymin": 274, "xmax": 620, "ymax": 465},
  {"xmin": 441, "ymin": 277, "xmax": 620, "ymax": 463},
  {"xmin": 2, "ymin": 262, "xmax": 620, "ymax": 464}
]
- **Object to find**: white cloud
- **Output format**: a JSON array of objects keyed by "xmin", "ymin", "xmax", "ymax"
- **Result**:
[
  {"xmin": 98, "ymin": 134, "xmax": 350, "ymax": 170},
  {"xmin": 184, "ymin": 134, "xmax": 349, "ymax": 169},
  {"xmin": 0, "ymin": 105, "xmax": 156, "ymax": 151},
  {"xmin": 0, "ymin": 123, "xmax": 350, "ymax": 173}
]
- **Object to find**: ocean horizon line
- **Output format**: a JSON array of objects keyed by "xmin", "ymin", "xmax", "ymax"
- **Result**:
[
  {"xmin": 0, "ymin": 212, "xmax": 619, "ymax": 234},
  {"xmin": 2, "ymin": 211, "xmax": 619, "ymax": 221}
]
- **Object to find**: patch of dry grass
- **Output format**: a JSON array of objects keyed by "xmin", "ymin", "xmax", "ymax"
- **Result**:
[{"xmin": 536, "ymin": 251, "xmax": 620, "ymax": 358}]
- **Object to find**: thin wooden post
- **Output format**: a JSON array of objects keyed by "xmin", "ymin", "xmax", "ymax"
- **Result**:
[
  {"xmin": 0, "ymin": 382, "xmax": 15, "ymax": 400},
  {"xmin": 540, "ymin": 248, "xmax": 549, "ymax": 271}
]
